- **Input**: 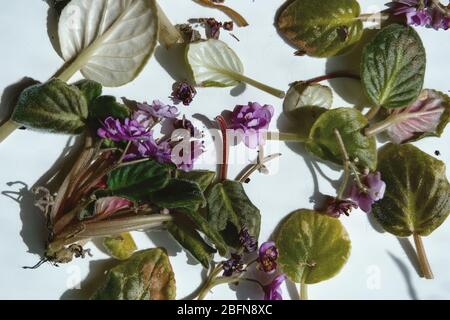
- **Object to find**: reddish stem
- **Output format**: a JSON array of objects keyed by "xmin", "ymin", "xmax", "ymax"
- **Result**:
[
  {"xmin": 305, "ymin": 71, "xmax": 361, "ymax": 84},
  {"xmin": 215, "ymin": 115, "xmax": 229, "ymax": 181}
]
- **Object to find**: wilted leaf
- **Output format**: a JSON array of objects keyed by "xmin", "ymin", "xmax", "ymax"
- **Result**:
[
  {"xmin": 107, "ymin": 160, "xmax": 171, "ymax": 201},
  {"xmin": 386, "ymin": 90, "xmax": 450, "ymax": 144},
  {"xmin": 12, "ymin": 79, "xmax": 88, "ymax": 134},
  {"xmin": 275, "ymin": 209, "xmax": 351, "ymax": 284},
  {"xmin": 276, "ymin": 0, "xmax": 363, "ymax": 57},
  {"xmin": 306, "ymin": 108, "xmax": 377, "ymax": 170},
  {"xmin": 92, "ymin": 248, "xmax": 176, "ymax": 300},
  {"xmin": 361, "ymin": 24, "xmax": 426, "ymax": 109},
  {"xmin": 373, "ymin": 143, "xmax": 450, "ymax": 237},
  {"xmin": 103, "ymin": 233, "xmax": 137, "ymax": 260}
]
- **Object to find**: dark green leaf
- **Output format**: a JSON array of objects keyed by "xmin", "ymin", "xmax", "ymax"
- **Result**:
[
  {"xmin": 72, "ymin": 79, "xmax": 102, "ymax": 106},
  {"xmin": 167, "ymin": 219, "xmax": 215, "ymax": 268},
  {"xmin": 275, "ymin": 209, "xmax": 351, "ymax": 284},
  {"xmin": 276, "ymin": 0, "xmax": 363, "ymax": 57},
  {"xmin": 12, "ymin": 78, "xmax": 88, "ymax": 134},
  {"xmin": 207, "ymin": 180, "xmax": 260, "ymax": 248},
  {"xmin": 89, "ymin": 95, "xmax": 130, "ymax": 120},
  {"xmin": 361, "ymin": 24, "xmax": 426, "ymax": 109},
  {"xmin": 107, "ymin": 160, "xmax": 171, "ymax": 201},
  {"xmin": 373, "ymin": 143, "xmax": 450, "ymax": 237},
  {"xmin": 149, "ymin": 179, "xmax": 206, "ymax": 209},
  {"xmin": 177, "ymin": 170, "xmax": 216, "ymax": 192},
  {"xmin": 92, "ymin": 248, "xmax": 176, "ymax": 300},
  {"xmin": 306, "ymin": 108, "xmax": 377, "ymax": 170}
]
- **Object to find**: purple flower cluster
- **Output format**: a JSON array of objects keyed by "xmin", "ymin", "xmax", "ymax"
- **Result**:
[
  {"xmin": 230, "ymin": 102, "xmax": 274, "ymax": 149},
  {"xmin": 387, "ymin": 0, "xmax": 450, "ymax": 30},
  {"xmin": 171, "ymin": 81, "xmax": 197, "ymax": 106},
  {"xmin": 239, "ymin": 226, "xmax": 258, "ymax": 253},
  {"xmin": 257, "ymin": 241, "xmax": 279, "ymax": 274},
  {"xmin": 350, "ymin": 172, "xmax": 386, "ymax": 213},
  {"xmin": 222, "ymin": 254, "xmax": 244, "ymax": 277},
  {"xmin": 325, "ymin": 197, "xmax": 358, "ymax": 218},
  {"xmin": 97, "ymin": 117, "xmax": 149, "ymax": 142}
]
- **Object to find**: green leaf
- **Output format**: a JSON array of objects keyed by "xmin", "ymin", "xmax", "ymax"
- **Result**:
[
  {"xmin": 185, "ymin": 39, "xmax": 285, "ymax": 98},
  {"xmin": 72, "ymin": 79, "xmax": 102, "ymax": 106},
  {"xmin": 149, "ymin": 179, "xmax": 206, "ymax": 209},
  {"xmin": 361, "ymin": 24, "xmax": 426, "ymax": 109},
  {"xmin": 107, "ymin": 160, "xmax": 171, "ymax": 201},
  {"xmin": 167, "ymin": 218, "xmax": 215, "ymax": 268},
  {"xmin": 276, "ymin": 0, "xmax": 363, "ymax": 57},
  {"xmin": 103, "ymin": 232, "xmax": 137, "ymax": 260},
  {"xmin": 11, "ymin": 79, "xmax": 88, "ymax": 134},
  {"xmin": 373, "ymin": 143, "xmax": 450, "ymax": 237},
  {"xmin": 92, "ymin": 248, "xmax": 176, "ymax": 300},
  {"xmin": 275, "ymin": 209, "xmax": 351, "ymax": 284},
  {"xmin": 306, "ymin": 108, "xmax": 377, "ymax": 170},
  {"xmin": 89, "ymin": 95, "xmax": 130, "ymax": 120},
  {"xmin": 179, "ymin": 207, "xmax": 229, "ymax": 257},
  {"xmin": 284, "ymin": 82, "xmax": 331, "ymax": 138},
  {"xmin": 207, "ymin": 180, "xmax": 260, "ymax": 248},
  {"xmin": 177, "ymin": 170, "xmax": 216, "ymax": 192}
]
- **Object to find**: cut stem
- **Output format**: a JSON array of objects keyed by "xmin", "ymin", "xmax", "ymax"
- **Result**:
[
  {"xmin": 365, "ymin": 115, "xmax": 397, "ymax": 136},
  {"xmin": 236, "ymin": 152, "xmax": 282, "ymax": 183},
  {"xmin": 267, "ymin": 131, "xmax": 307, "ymax": 142},
  {"xmin": 0, "ymin": 120, "xmax": 19, "ymax": 143},
  {"xmin": 304, "ymin": 71, "xmax": 360, "ymax": 85},
  {"xmin": 299, "ymin": 282, "xmax": 308, "ymax": 300},
  {"xmin": 237, "ymin": 74, "xmax": 285, "ymax": 98},
  {"xmin": 365, "ymin": 105, "xmax": 381, "ymax": 121},
  {"xmin": 156, "ymin": 2, "xmax": 183, "ymax": 48},
  {"xmin": 413, "ymin": 233, "xmax": 434, "ymax": 280},
  {"xmin": 215, "ymin": 115, "xmax": 229, "ymax": 181}
]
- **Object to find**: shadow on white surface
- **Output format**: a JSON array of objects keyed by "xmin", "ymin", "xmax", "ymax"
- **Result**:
[{"xmin": 387, "ymin": 251, "xmax": 419, "ymax": 300}]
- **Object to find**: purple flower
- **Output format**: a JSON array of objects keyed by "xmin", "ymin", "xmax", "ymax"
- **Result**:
[
  {"xmin": 171, "ymin": 140, "xmax": 204, "ymax": 171},
  {"xmin": 173, "ymin": 115, "xmax": 201, "ymax": 138},
  {"xmin": 263, "ymin": 274, "xmax": 286, "ymax": 300},
  {"xmin": 97, "ymin": 117, "xmax": 149, "ymax": 142},
  {"xmin": 325, "ymin": 197, "xmax": 358, "ymax": 218},
  {"xmin": 222, "ymin": 254, "xmax": 244, "ymax": 277},
  {"xmin": 258, "ymin": 241, "xmax": 279, "ymax": 273},
  {"xmin": 126, "ymin": 134, "xmax": 173, "ymax": 164},
  {"xmin": 135, "ymin": 100, "xmax": 179, "ymax": 122},
  {"xmin": 239, "ymin": 226, "xmax": 258, "ymax": 253},
  {"xmin": 230, "ymin": 102, "xmax": 274, "ymax": 149},
  {"xmin": 350, "ymin": 172, "xmax": 386, "ymax": 213},
  {"xmin": 171, "ymin": 81, "xmax": 197, "ymax": 106},
  {"xmin": 205, "ymin": 18, "xmax": 222, "ymax": 39}
]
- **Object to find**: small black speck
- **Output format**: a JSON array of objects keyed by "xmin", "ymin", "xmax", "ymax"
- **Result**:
[
  {"xmin": 244, "ymin": 178, "xmax": 251, "ymax": 183},
  {"xmin": 435, "ymin": 150, "xmax": 441, "ymax": 156}
]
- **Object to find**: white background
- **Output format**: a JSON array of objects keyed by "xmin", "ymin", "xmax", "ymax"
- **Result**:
[{"xmin": 0, "ymin": 0, "xmax": 449, "ymax": 300}]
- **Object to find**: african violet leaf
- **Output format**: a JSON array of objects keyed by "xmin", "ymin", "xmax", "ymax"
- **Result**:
[
  {"xmin": 107, "ymin": 160, "xmax": 171, "ymax": 201},
  {"xmin": 72, "ymin": 79, "xmax": 102, "ymax": 106},
  {"xmin": 92, "ymin": 248, "xmax": 176, "ymax": 300},
  {"xmin": 167, "ymin": 218, "xmax": 216, "ymax": 268},
  {"xmin": 149, "ymin": 179, "xmax": 206, "ymax": 209},
  {"xmin": 306, "ymin": 108, "xmax": 377, "ymax": 170},
  {"xmin": 373, "ymin": 143, "xmax": 450, "ymax": 237},
  {"xmin": 385, "ymin": 90, "xmax": 450, "ymax": 144},
  {"xmin": 89, "ymin": 95, "xmax": 130, "ymax": 120},
  {"xmin": 275, "ymin": 209, "xmax": 351, "ymax": 284},
  {"xmin": 11, "ymin": 78, "xmax": 88, "ymax": 134},
  {"xmin": 361, "ymin": 24, "xmax": 426, "ymax": 109},
  {"xmin": 103, "ymin": 232, "xmax": 137, "ymax": 260},
  {"xmin": 186, "ymin": 39, "xmax": 285, "ymax": 98},
  {"xmin": 276, "ymin": 0, "xmax": 363, "ymax": 57},
  {"xmin": 207, "ymin": 180, "xmax": 260, "ymax": 248},
  {"xmin": 177, "ymin": 170, "xmax": 216, "ymax": 192},
  {"xmin": 57, "ymin": 0, "xmax": 158, "ymax": 86}
]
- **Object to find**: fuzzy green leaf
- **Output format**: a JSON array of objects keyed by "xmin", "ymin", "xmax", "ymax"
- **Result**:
[
  {"xmin": 92, "ymin": 248, "xmax": 176, "ymax": 300},
  {"xmin": 276, "ymin": 0, "xmax": 363, "ymax": 57},
  {"xmin": 361, "ymin": 24, "xmax": 426, "ymax": 109},
  {"xmin": 306, "ymin": 108, "xmax": 377, "ymax": 170},
  {"xmin": 149, "ymin": 179, "xmax": 206, "ymax": 209},
  {"xmin": 373, "ymin": 143, "xmax": 450, "ymax": 237},
  {"xmin": 89, "ymin": 95, "xmax": 130, "ymax": 120},
  {"xmin": 11, "ymin": 79, "xmax": 88, "ymax": 134},
  {"xmin": 72, "ymin": 79, "xmax": 102, "ymax": 106},
  {"xmin": 177, "ymin": 170, "xmax": 216, "ymax": 192},
  {"xmin": 275, "ymin": 209, "xmax": 351, "ymax": 284}
]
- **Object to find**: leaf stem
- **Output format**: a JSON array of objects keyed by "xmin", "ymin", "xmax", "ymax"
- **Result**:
[
  {"xmin": 0, "ymin": 120, "xmax": 19, "ymax": 143},
  {"xmin": 237, "ymin": 74, "xmax": 285, "ymax": 98},
  {"xmin": 236, "ymin": 152, "xmax": 282, "ymax": 183},
  {"xmin": 267, "ymin": 131, "xmax": 308, "ymax": 142},
  {"xmin": 413, "ymin": 233, "xmax": 434, "ymax": 280},
  {"xmin": 215, "ymin": 115, "xmax": 229, "ymax": 181},
  {"xmin": 365, "ymin": 105, "xmax": 381, "ymax": 121},
  {"xmin": 304, "ymin": 71, "xmax": 361, "ymax": 85},
  {"xmin": 365, "ymin": 115, "xmax": 397, "ymax": 136},
  {"xmin": 299, "ymin": 282, "xmax": 308, "ymax": 300},
  {"xmin": 156, "ymin": 2, "xmax": 183, "ymax": 48}
]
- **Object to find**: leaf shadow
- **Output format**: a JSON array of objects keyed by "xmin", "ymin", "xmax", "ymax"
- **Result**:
[
  {"xmin": 0, "ymin": 77, "xmax": 40, "ymax": 125},
  {"xmin": 387, "ymin": 251, "xmax": 419, "ymax": 300},
  {"xmin": 1, "ymin": 136, "xmax": 85, "ymax": 260},
  {"xmin": 154, "ymin": 44, "xmax": 191, "ymax": 82},
  {"xmin": 396, "ymin": 237, "xmax": 422, "ymax": 278},
  {"xmin": 147, "ymin": 230, "xmax": 182, "ymax": 257},
  {"xmin": 43, "ymin": 0, "xmax": 63, "ymax": 58},
  {"xmin": 60, "ymin": 258, "xmax": 118, "ymax": 300}
]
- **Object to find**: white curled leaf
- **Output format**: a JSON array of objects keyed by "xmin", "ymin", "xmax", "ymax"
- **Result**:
[
  {"xmin": 58, "ymin": 0, "xmax": 158, "ymax": 86},
  {"xmin": 284, "ymin": 82, "xmax": 333, "ymax": 114},
  {"xmin": 387, "ymin": 90, "xmax": 450, "ymax": 144},
  {"xmin": 186, "ymin": 39, "xmax": 285, "ymax": 98}
]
